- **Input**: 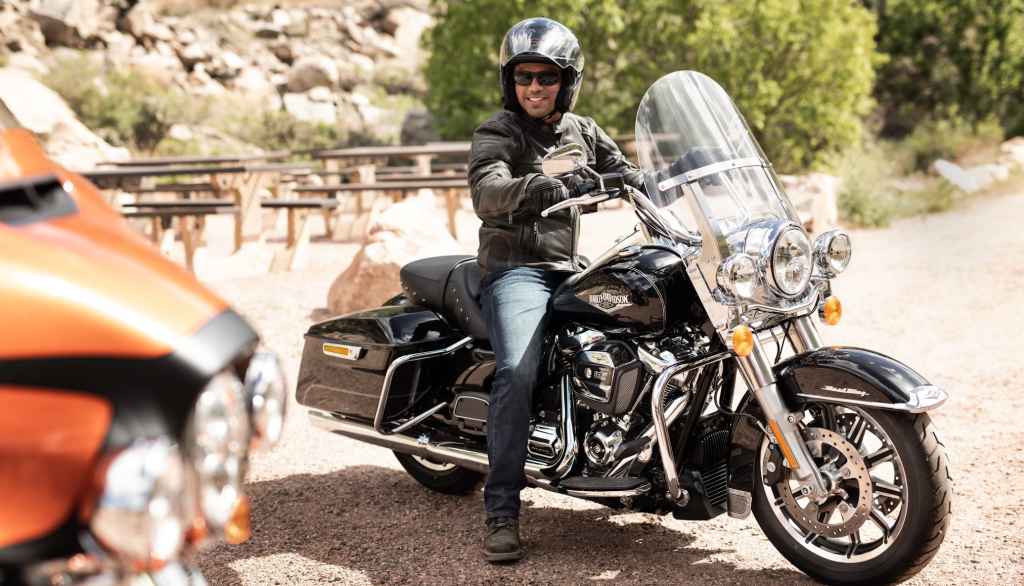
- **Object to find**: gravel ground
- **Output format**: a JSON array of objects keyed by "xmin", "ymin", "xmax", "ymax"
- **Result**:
[{"xmin": 195, "ymin": 189, "xmax": 1024, "ymax": 585}]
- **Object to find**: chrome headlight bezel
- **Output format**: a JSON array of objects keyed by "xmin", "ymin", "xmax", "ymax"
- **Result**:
[
  {"xmin": 88, "ymin": 438, "xmax": 188, "ymax": 567},
  {"xmin": 769, "ymin": 226, "xmax": 812, "ymax": 296},
  {"xmin": 186, "ymin": 371, "xmax": 250, "ymax": 534},
  {"xmin": 242, "ymin": 349, "xmax": 288, "ymax": 451},
  {"xmin": 813, "ymin": 229, "xmax": 852, "ymax": 277}
]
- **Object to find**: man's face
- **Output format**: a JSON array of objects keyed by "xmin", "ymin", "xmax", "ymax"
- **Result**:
[{"xmin": 514, "ymin": 62, "xmax": 561, "ymax": 119}]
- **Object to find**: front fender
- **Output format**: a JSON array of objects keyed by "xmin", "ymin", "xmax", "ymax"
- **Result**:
[
  {"xmin": 726, "ymin": 346, "xmax": 947, "ymax": 519},
  {"xmin": 773, "ymin": 346, "xmax": 948, "ymax": 413}
]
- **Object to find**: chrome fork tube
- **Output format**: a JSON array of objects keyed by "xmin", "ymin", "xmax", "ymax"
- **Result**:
[
  {"xmin": 786, "ymin": 314, "xmax": 823, "ymax": 354},
  {"xmin": 734, "ymin": 334, "xmax": 828, "ymax": 500}
]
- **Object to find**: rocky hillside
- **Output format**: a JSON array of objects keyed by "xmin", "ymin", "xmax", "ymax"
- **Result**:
[{"xmin": 0, "ymin": 0, "xmax": 437, "ymax": 166}]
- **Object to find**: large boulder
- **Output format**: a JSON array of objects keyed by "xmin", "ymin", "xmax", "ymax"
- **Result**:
[
  {"xmin": 0, "ymin": 67, "xmax": 129, "ymax": 168},
  {"xmin": 999, "ymin": 137, "xmax": 1024, "ymax": 170},
  {"xmin": 933, "ymin": 159, "xmax": 1010, "ymax": 194},
  {"xmin": 282, "ymin": 90, "xmax": 336, "ymax": 125},
  {"xmin": 384, "ymin": 7, "xmax": 431, "ymax": 72},
  {"xmin": 327, "ymin": 193, "xmax": 469, "ymax": 315},
  {"xmin": 287, "ymin": 54, "xmax": 339, "ymax": 92},
  {"xmin": 0, "ymin": 2, "xmax": 47, "ymax": 55},
  {"xmin": 29, "ymin": 0, "xmax": 113, "ymax": 48}
]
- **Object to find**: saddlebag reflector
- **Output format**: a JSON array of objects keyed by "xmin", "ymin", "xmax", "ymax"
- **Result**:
[{"xmin": 296, "ymin": 305, "xmax": 461, "ymax": 421}]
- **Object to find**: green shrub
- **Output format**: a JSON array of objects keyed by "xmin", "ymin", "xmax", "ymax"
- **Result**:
[
  {"xmin": 871, "ymin": 0, "xmax": 1024, "ymax": 137},
  {"xmin": 44, "ymin": 53, "xmax": 190, "ymax": 151},
  {"xmin": 231, "ymin": 110, "xmax": 344, "ymax": 154},
  {"xmin": 834, "ymin": 141, "xmax": 898, "ymax": 227},
  {"xmin": 902, "ymin": 117, "xmax": 1004, "ymax": 172},
  {"xmin": 425, "ymin": 0, "xmax": 880, "ymax": 172}
]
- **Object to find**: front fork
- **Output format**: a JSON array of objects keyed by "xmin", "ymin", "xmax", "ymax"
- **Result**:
[{"xmin": 733, "ymin": 315, "xmax": 829, "ymax": 501}]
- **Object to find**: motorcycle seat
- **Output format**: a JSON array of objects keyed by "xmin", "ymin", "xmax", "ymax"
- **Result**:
[{"xmin": 400, "ymin": 255, "xmax": 489, "ymax": 342}]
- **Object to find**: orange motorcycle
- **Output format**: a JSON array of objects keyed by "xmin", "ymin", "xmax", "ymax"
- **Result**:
[{"xmin": 0, "ymin": 119, "xmax": 286, "ymax": 584}]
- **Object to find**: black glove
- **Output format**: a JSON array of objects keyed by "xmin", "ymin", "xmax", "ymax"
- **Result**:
[
  {"xmin": 526, "ymin": 175, "xmax": 570, "ymax": 213},
  {"xmin": 561, "ymin": 172, "xmax": 598, "ymax": 198}
]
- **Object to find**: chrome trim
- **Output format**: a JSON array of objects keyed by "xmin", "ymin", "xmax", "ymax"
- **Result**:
[
  {"xmin": 542, "ymin": 375, "xmax": 578, "ymax": 479},
  {"xmin": 786, "ymin": 314, "xmax": 823, "ymax": 354},
  {"xmin": 374, "ymin": 336, "xmax": 472, "ymax": 434},
  {"xmin": 637, "ymin": 344, "xmax": 677, "ymax": 375},
  {"xmin": 656, "ymin": 157, "xmax": 765, "ymax": 191},
  {"xmin": 812, "ymin": 229, "xmax": 852, "ymax": 277},
  {"xmin": 796, "ymin": 384, "xmax": 948, "ymax": 413},
  {"xmin": 727, "ymin": 488, "xmax": 752, "ymax": 519},
  {"xmin": 390, "ymin": 402, "xmax": 448, "ymax": 434},
  {"xmin": 314, "ymin": 373, "xmax": 578, "ymax": 482},
  {"xmin": 565, "ymin": 483, "xmax": 652, "ymax": 498},
  {"xmin": 651, "ymin": 352, "xmax": 731, "ymax": 501}
]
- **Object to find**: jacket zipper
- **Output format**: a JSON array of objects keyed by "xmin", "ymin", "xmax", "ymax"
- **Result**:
[{"xmin": 570, "ymin": 206, "xmax": 580, "ymax": 270}]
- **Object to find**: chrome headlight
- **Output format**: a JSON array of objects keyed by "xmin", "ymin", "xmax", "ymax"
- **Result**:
[
  {"xmin": 716, "ymin": 253, "xmax": 758, "ymax": 300},
  {"xmin": 89, "ymin": 438, "xmax": 187, "ymax": 567},
  {"xmin": 813, "ymin": 229, "xmax": 852, "ymax": 277},
  {"xmin": 243, "ymin": 349, "xmax": 288, "ymax": 451},
  {"xmin": 187, "ymin": 371, "xmax": 250, "ymax": 535},
  {"xmin": 770, "ymin": 226, "xmax": 812, "ymax": 296}
]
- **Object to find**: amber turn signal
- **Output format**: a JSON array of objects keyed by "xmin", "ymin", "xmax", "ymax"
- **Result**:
[
  {"xmin": 224, "ymin": 495, "xmax": 252, "ymax": 544},
  {"xmin": 732, "ymin": 325, "xmax": 754, "ymax": 357},
  {"xmin": 821, "ymin": 296, "xmax": 842, "ymax": 326}
]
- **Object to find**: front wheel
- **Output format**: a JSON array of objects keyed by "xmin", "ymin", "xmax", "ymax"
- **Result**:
[
  {"xmin": 394, "ymin": 452, "xmax": 484, "ymax": 495},
  {"xmin": 752, "ymin": 404, "xmax": 952, "ymax": 585}
]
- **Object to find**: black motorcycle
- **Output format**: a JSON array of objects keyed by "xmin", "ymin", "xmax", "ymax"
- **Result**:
[{"xmin": 296, "ymin": 71, "xmax": 951, "ymax": 585}]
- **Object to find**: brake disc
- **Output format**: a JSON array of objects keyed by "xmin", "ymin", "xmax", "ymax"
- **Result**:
[{"xmin": 776, "ymin": 427, "xmax": 873, "ymax": 538}]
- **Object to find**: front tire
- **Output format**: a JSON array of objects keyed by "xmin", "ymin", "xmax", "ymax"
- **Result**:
[
  {"xmin": 752, "ymin": 406, "xmax": 952, "ymax": 585},
  {"xmin": 394, "ymin": 452, "xmax": 484, "ymax": 495}
]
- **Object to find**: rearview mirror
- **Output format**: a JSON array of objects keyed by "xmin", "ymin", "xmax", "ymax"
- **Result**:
[{"xmin": 541, "ymin": 143, "xmax": 587, "ymax": 176}]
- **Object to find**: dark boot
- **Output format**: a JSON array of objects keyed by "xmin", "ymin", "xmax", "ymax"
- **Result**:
[{"xmin": 484, "ymin": 516, "xmax": 523, "ymax": 562}]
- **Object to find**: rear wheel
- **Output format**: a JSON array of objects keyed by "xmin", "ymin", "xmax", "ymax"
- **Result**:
[
  {"xmin": 394, "ymin": 452, "xmax": 484, "ymax": 495},
  {"xmin": 752, "ymin": 404, "xmax": 952, "ymax": 585}
]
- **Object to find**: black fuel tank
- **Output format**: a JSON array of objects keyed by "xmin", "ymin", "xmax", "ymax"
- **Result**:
[{"xmin": 552, "ymin": 245, "xmax": 702, "ymax": 336}]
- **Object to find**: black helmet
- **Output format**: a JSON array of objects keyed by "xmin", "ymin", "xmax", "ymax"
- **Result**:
[{"xmin": 499, "ymin": 17, "xmax": 584, "ymax": 114}]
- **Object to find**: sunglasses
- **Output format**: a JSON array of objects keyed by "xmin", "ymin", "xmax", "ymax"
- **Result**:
[{"xmin": 513, "ymin": 71, "xmax": 561, "ymax": 87}]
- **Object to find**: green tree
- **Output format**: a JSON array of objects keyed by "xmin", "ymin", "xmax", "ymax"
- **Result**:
[
  {"xmin": 424, "ymin": 0, "xmax": 879, "ymax": 172},
  {"xmin": 869, "ymin": 0, "xmax": 1024, "ymax": 136}
]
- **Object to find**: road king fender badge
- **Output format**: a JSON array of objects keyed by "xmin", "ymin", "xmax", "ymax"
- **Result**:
[
  {"xmin": 821, "ymin": 385, "xmax": 869, "ymax": 398},
  {"xmin": 583, "ymin": 286, "xmax": 632, "ymax": 314},
  {"xmin": 322, "ymin": 343, "xmax": 364, "ymax": 360}
]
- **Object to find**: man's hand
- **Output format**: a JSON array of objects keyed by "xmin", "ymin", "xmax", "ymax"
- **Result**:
[{"xmin": 526, "ymin": 175, "xmax": 570, "ymax": 213}]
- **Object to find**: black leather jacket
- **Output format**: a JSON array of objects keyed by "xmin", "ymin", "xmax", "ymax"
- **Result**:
[{"xmin": 469, "ymin": 111, "xmax": 644, "ymax": 275}]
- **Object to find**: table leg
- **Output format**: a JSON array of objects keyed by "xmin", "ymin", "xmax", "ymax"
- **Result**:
[
  {"xmin": 445, "ymin": 188, "xmax": 458, "ymax": 239},
  {"xmin": 180, "ymin": 216, "xmax": 199, "ymax": 273}
]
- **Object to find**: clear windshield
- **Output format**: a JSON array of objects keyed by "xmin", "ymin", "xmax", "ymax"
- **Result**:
[{"xmin": 634, "ymin": 71, "xmax": 800, "ymax": 242}]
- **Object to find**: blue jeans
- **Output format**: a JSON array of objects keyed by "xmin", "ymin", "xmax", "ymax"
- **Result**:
[{"xmin": 480, "ymin": 267, "xmax": 568, "ymax": 519}]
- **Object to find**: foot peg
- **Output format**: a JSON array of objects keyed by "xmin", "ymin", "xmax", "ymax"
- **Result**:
[{"xmin": 556, "ymin": 476, "xmax": 651, "ymax": 497}]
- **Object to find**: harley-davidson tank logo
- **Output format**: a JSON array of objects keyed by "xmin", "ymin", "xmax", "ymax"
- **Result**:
[{"xmin": 585, "ymin": 287, "xmax": 632, "ymax": 313}]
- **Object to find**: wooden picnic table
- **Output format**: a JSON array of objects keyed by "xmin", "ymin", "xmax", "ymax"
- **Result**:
[
  {"xmin": 122, "ymin": 204, "xmax": 239, "ymax": 273},
  {"xmin": 79, "ymin": 161, "xmax": 315, "ymax": 252},
  {"xmin": 294, "ymin": 177, "xmax": 470, "ymax": 239},
  {"xmin": 97, "ymin": 151, "xmax": 290, "ymax": 167}
]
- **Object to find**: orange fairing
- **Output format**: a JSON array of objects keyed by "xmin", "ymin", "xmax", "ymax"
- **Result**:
[
  {"xmin": 0, "ymin": 129, "xmax": 228, "ymax": 359},
  {"xmin": 0, "ymin": 387, "xmax": 112, "ymax": 548}
]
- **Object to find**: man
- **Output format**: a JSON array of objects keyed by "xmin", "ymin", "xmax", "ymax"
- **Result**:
[{"xmin": 468, "ymin": 17, "xmax": 645, "ymax": 562}]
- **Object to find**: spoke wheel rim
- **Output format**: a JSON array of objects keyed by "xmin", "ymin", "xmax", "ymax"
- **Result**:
[{"xmin": 760, "ymin": 404, "xmax": 909, "ymax": 563}]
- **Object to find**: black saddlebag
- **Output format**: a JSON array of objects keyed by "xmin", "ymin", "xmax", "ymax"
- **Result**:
[{"xmin": 296, "ymin": 305, "xmax": 462, "ymax": 422}]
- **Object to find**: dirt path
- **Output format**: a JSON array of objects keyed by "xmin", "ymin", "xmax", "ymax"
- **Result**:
[{"xmin": 197, "ymin": 191, "xmax": 1024, "ymax": 585}]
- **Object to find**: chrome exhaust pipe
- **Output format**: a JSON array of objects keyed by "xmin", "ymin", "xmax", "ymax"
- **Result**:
[{"xmin": 309, "ymin": 374, "xmax": 578, "ymax": 482}]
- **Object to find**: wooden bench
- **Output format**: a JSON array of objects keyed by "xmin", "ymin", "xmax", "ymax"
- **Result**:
[
  {"xmin": 294, "ymin": 178, "xmax": 470, "ymax": 238},
  {"xmin": 122, "ymin": 204, "xmax": 239, "ymax": 272},
  {"xmin": 261, "ymin": 198, "xmax": 339, "ymax": 271}
]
